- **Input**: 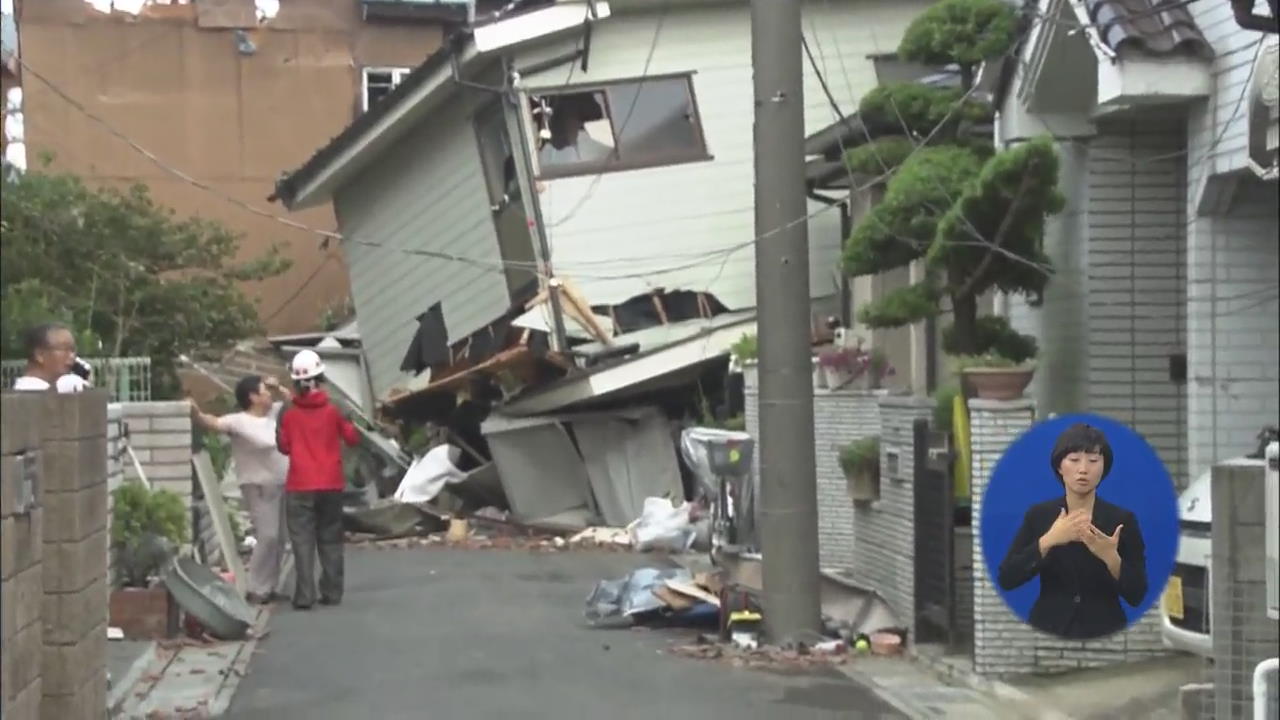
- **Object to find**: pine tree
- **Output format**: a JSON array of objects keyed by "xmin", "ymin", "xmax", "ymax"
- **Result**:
[{"xmin": 842, "ymin": 0, "xmax": 1064, "ymax": 361}]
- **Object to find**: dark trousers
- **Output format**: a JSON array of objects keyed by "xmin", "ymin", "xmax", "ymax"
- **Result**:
[{"xmin": 285, "ymin": 490, "xmax": 344, "ymax": 607}]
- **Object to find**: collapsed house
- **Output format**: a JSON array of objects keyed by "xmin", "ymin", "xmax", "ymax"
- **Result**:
[{"xmin": 270, "ymin": 0, "xmax": 933, "ymax": 524}]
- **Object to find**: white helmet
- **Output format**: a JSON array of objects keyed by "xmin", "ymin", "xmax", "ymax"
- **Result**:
[{"xmin": 289, "ymin": 349, "xmax": 325, "ymax": 381}]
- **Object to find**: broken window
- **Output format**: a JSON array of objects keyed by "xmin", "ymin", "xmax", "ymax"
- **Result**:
[
  {"xmin": 530, "ymin": 74, "xmax": 709, "ymax": 180},
  {"xmin": 362, "ymin": 67, "xmax": 411, "ymax": 114}
]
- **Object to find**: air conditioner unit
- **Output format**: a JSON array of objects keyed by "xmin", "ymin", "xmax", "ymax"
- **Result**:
[{"xmin": 1266, "ymin": 441, "xmax": 1278, "ymax": 621}]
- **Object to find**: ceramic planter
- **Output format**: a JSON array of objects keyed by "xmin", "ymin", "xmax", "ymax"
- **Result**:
[
  {"xmin": 843, "ymin": 466, "xmax": 879, "ymax": 503},
  {"xmin": 961, "ymin": 365, "xmax": 1036, "ymax": 401}
]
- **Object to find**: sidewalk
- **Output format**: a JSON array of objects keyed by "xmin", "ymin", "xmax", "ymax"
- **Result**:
[
  {"xmin": 906, "ymin": 644, "xmax": 1201, "ymax": 720},
  {"xmin": 112, "ymin": 608, "xmax": 269, "ymax": 719}
]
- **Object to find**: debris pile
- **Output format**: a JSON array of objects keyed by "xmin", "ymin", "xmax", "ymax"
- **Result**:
[{"xmin": 668, "ymin": 635, "xmax": 852, "ymax": 670}]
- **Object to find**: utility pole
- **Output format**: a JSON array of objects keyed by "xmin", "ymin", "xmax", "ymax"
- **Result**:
[{"xmin": 750, "ymin": 0, "xmax": 822, "ymax": 642}]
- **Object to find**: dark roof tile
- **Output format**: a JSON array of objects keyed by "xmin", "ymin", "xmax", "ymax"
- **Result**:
[{"xmin": 1085, "ymin": 0, "xmax": 1214, "ymax": 59}]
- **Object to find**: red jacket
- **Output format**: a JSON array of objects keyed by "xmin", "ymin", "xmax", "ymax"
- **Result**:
[{"xmin": 276, "ymin": 390, "xmax": 359, "ymax": 493}]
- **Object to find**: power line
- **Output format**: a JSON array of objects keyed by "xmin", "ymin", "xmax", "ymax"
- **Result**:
[{"xmin": 542, "ymin": 1, "xmax": 670, "ymax": 230}]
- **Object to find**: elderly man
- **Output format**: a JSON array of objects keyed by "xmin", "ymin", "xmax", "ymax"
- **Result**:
[
  {"xmin": 190, "ymin": 375, "xmax": 291, "ymax": 604},
  {"xmin": 11, "ymin": 323, "xmax": 91, "ymax": 392}
]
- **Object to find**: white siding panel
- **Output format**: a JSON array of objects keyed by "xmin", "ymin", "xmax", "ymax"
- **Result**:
[
  {"xmin": 335, "ymin": 96, "xmax": 510, "ymax": 399},
  {"xmin": 516, "ymin": 1, "xmax": 929, "ymax": 310},
  {"xmin": 1187, "ymin": 0, "xmax": 1271, "ymax": 176},
  {"xmin": 1087, "ymin": 112, "xmax": 1189, "ymax": 487},
  {"xmin": 1185, "ymin": 178, "xmax": 1279, "ymax": 481}
]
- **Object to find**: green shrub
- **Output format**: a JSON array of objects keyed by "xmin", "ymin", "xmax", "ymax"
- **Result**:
[
  {"xmin": 730, "ymin": 333, "xmax": 758, "ymax": 363},
  {"xmin": 839, "ymin": 436, "xmax": 880, "ymax": 476},
  {"xmin": 934, "ymin": 385, "xmax": 960, "ymax": 433},
  {"xmin": 111, "ymin": 483, "xmax": 188, "ymax": 588}
]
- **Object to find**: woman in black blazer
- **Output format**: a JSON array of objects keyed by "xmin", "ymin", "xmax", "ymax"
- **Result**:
[{"xmin": 997, "ymin": 423, "xmax": 1147, "ymax": 640}]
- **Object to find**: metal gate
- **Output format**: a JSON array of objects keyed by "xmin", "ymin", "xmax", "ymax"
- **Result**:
[{"xmin": 913, "ymin": 417, "xmax": 955, "ymax": 646}]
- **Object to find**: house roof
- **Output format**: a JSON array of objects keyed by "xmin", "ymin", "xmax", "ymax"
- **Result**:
[
  {"xmin": 271, "ymin": 35, "xmax": 467, "ymax": 208},
  {"xmin": 1084, "ymin": 0, "xmax": 1213, "ymax": 59}
]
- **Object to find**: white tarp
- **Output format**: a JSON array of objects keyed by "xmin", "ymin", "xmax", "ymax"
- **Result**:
[{"xmin": 393, "ymin": 444, "xmax": 466, "ymax": 504}]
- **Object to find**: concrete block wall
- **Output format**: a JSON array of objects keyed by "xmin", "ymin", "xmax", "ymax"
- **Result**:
[
  {"xmin": 2, "ymin": 393, "xmax": 46, "ymax": 720},
  {"xmin": 742, "ymin": 368, "xmax": 886, "ymax": 570},
  {"xmin": 851, "ymin": 395, "xmax": 932, "ymax": 640},
  {"xmin": 35, "ymin": 391, "xmax": 110, "ymax": 719},
  {"xmin": 106, "ymin": 405, "xmax": 125, "ymax": 586},
  {"xmin": 120, "ymin": 401, "xmax": 193, "ymax": 502},
  {"xmin": 1208, "ymin": 463, "xmax": 1280, "ymax": 720},
  {"xmin": 970, "ymin": 399, "xmax": 1168, "ymax": 677}
]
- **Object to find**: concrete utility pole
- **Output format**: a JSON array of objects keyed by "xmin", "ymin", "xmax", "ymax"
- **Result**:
[{"xmin": 750, "ymin": 0, "xmax": 822, "ymax": 642}]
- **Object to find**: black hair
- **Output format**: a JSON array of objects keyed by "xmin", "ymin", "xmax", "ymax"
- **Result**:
[
  {"xmin": 1050, "ymin": 423, "xmax": 1114, "ymax": 485},
  {"xmin": 23, "ymin": 323, "xmax": 69, "ymax": 362},
  {"xmin": 294, "ymin": 374, "xmax": 325, "ymax": 394},
  {"xmin": 234, "ymin": 375, "xmax": 264, "ymax": 411}
]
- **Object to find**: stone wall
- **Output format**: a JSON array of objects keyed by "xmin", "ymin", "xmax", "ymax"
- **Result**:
[
  {"xmin": 120, "ymin": 401, "xmax": 193, "ymax": 502},
  {"xmin": 851, "ymin": 395, "xmax": 932, "ymax": 639},
  {"xmin": 1209, "ymin": 463, "xmax": 1280, "ymax": 720},
  {"xmin": 1, "ymin": 394, "xmax": 45, "ymax": 720},
  {"xmin": 36, "ymin": 392, "xmax": 110, "ymax": 719},
  {"xmin": 742, "ymin": 368, "xmax": 885, "ymax": 570},
  {"xmin": 970, "ymin": 399, "xmax": 1168, "ymax": 677},
  {"xmin": 106, "ymin": 404, "xmax": 124, "ymax": 586}
]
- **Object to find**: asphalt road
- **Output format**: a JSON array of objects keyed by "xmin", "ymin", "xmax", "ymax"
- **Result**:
[{"xmin": 226, "ymin": 547, "xmax": 907, "ymax": 720}]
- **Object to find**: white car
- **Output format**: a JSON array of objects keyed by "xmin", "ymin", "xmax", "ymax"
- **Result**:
[{"xmin": 1161, "ymin": 455, "xmax": 1267, "ymax": 656}]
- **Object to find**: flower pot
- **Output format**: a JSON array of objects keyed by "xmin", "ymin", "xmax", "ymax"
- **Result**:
[
  {"xmin": 822, "ymin": 366, "xmax": 855, "ymax": 390},
  {"xmin": 844, "ymin": 467, "xmax": 879, "ymax": 503},
  {"xmin": 961, "ymin": 366, "xmax": 1035, "ymax": 401},
  {"xmin": 109, "ymin": 584, "xmax": 177, "ymax": 640},
  {"xmin": 812, "ymin": 358, "xmax": 828, "ymax": 390}
]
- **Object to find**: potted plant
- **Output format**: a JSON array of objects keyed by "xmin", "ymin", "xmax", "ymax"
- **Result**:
[
  {"xmin": 817, "ymin": 340, "xmax": 896, "ymax": 391},
  {"xmin": 839, "ymin": 436, "xmax": 881, "ymax": 502},
  {"xmin": 953, "ymin": 351, "xmax": 1036, "ymax": 401},
  {"xmin": 109, "ymin": 483, "xmax": 188, "ymax": 639}
]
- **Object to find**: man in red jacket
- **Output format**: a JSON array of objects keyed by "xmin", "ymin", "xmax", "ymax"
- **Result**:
[{"xmin": 277, "ymin": 350, "xmax": 360, "ymax": 610}]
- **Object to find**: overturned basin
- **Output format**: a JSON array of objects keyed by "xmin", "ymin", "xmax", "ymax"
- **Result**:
[{"xmin": 162, "ymin": 556, "xmax": 255, "ymax": 641}]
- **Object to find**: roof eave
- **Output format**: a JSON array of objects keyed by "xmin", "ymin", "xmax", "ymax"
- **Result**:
[{"xmin": 277, "ymin": 41, "xmax": 482, "ymax": 211}]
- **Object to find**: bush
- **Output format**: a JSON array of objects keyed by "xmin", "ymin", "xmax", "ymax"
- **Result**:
[
  {"xmin": 839, "ymin": 436, "xmax": 880, "ymax": 476},
  {"xmin": 112, "ymin": 483, "xmax": 188, "ymax": 588},
  {"xmin": 934, "ymin": 385, "xmax": 960, "ymax": 433},
  {"xmin": 730, "ymin": 333, "xmax": 758, "ymax": 363}
]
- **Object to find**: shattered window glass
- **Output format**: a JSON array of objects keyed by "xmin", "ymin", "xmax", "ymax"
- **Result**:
[{"xmin": 531, "ymin": 75, "xmax": 708, "ymax": 180}]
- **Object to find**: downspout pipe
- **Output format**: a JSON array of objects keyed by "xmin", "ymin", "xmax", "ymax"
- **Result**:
[{"xmin": 1255, "ymin": 657, "xmax": 1278, "ymax": 720}]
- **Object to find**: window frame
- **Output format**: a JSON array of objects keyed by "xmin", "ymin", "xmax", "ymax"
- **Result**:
[
  {"xmin": 527, "ymin": 71, "xmax": 712, "ymax": 181},
  {"xmin": 361, "ymin": 66, "xmax": 413, "ymax": 114}
]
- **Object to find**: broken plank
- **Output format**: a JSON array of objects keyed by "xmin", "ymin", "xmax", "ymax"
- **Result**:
[
  {"xmin": 652, "ymin": 585, "xmax": 697, "ymax": 611},
  {"xmin": 664, "ymin": 580, "xmax": 721, "ymax": 607}
]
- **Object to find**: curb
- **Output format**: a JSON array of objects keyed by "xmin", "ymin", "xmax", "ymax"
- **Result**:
[
  {"xmin": 208, "ymin": 607, "xmax": 271, "ymax": 716},
  {"xmin": 907, "ymin": 648, "xmax": 1077, "ymax": 720},
  {"xmin": 106, "ymin": 641, "xmax": 161, "ymax": 715}
]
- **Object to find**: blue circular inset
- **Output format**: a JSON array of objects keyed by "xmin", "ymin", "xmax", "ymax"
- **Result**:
[{"xmin": 979, "ymin": 413, "xmax": 1180, "ymax": 638}]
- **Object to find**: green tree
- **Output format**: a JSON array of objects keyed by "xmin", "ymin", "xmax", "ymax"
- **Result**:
[
  {"xmin": 841, "ymin": 0, "xmax": 1062, "ymax": 360},
  {"xmin": 0, "ymin": 167, "xmax": 290, "ymax": 396}
]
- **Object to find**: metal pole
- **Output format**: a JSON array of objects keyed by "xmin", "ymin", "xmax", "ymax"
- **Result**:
[
  {"xmin": 751, "ymin": 0, "xmax": 822, "ymax": 642},
  {"xmin": 504, "ymin": 62, "xmax": 570, "ymax": 353}
]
